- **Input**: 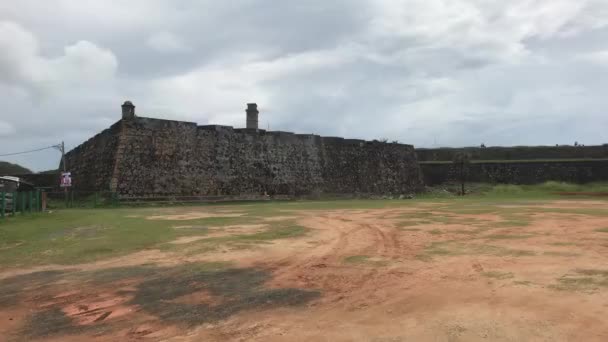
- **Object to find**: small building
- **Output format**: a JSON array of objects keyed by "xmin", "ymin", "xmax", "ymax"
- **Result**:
[{"xmin": 0, "ymin": 176, "xmax": 35, "ymax": 192}]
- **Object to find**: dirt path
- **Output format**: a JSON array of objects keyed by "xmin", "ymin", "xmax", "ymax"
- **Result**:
[{"xmin": 185, "ymin": 206, "xmax": 608, "ymax": 341}]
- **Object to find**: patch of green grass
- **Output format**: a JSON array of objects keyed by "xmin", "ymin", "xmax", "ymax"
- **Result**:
[
  {"xmin": 233, "ymin": 225, "xmax": 307, "ymax": 241},
  {"xmin": 429, "ymin": 229, "xmax": 443, "ymax": 235},
  {"xmin": 549, "ymin": 242, "xmax": 578, "ymax": 246},
  {"xmin": 344, "ymin": 255, "xmax": 371, "ymax": 264},
  {"xmin": 550, "ymin": 269, "xmax": 608, "ymax": 292},
  {"xmin": 513, "ymin": 280, "xmax": 533, "ymax": 286},
  {"xmin": 451, "ymin": 228, "xmax": 489, "ymax": 235},
  {"xmin": 532, "ymin": 208, "xmax": 608, "ymax": 217},
  {"xmin": 161, "ymin": 223, "xmax": 309, "ymax": 255},
  {"xmin": 396, "ymin": 220, "xmax": 424, "ymax": 228},
  {"xmin": 551, "ymin": 277, "xmax": 597, "ymax": 291},
  {"xmin": 0, "ymin": 206, "xmax": 311, "ymax": 268},
  {"xmin": 196, "ymin": 224, "xmax": 307, "ymax": 245},
  {"xmin": 446, "ymin": 208, "xmax": 499, "ymax": 215},
  {"xmin": 575, "ymin": 269, "xmax": 608, "ymax": 277},
  {"xmin": 417, "ymin": 241, "xmax": 536, "ymax": 261},
  {"xmin": 596, "ymin": 228, "xmax": 608, "ymax": 233},
  {"xmin": 343, "ymin": 255, "xmax": 389, "ymax": 266},
  {"xmin": 0, "ymin": 210, "xmax": 211, "ymax": 267},
  {"xmin": 482, "ymin": 271, "xmax": 514, "ymax": 280},
  {"xmin": 490, "ymin": 185, "xmax": 526, "ymax": 195},
  {"xmin": 415, "ymin": 254, "xmax": 434, "ymax": 262},
  {"xmin": 400, "ymin": 227, "xmax": 422, "ymax": 232},
  {"xmin": 543, "ymin": 251, "xmax": 581, "ymax": 257},
  {"xmin": 486, "ymin": 234, "xmax": 534, "ymax": 240}
]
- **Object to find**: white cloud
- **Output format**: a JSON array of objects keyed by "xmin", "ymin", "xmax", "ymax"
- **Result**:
[{"xmin": 0, "ymin": 21, "xmax": 117, "ymax": 98}]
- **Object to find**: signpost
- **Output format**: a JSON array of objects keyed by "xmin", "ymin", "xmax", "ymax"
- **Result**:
[
  {"xmin": 60, "ymin": 171, "xmax": 72, "ymax": 208},
  {"xmin": 60, "ymin": 172, "xmax": 72, "ymax": 188}
]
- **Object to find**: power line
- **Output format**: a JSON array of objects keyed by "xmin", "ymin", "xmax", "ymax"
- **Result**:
[{"xmin": 0, "ymin": 144, "xmax": 62, "ymax": 157}]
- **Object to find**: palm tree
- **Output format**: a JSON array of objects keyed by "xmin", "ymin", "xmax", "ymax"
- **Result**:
[{"xmin": 453, "ymin": 152, "xmax": 471, "ymax": 196}]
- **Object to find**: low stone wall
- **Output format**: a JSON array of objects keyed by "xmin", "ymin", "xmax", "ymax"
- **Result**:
[
  {"xmin": 421, "ymin": 160, "xmax": 608, "ymax": 185},
  {"xmin": 417, "ymin": 145, "xmax": 608, "ymax": 162}
]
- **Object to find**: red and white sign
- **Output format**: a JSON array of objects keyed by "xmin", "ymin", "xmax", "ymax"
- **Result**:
[{"xmin": 60, "ymin": 172, "xmax": 72, "ymax": 187}]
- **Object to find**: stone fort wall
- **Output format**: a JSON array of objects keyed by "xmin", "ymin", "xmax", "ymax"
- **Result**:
[
  {"xmin": 65, "ymin": 115, "xmax": 424, "ymax": 197},
  {"xmin": 420, "ymin": 160, "xmax": 608, "ymax": 185},
  {"xmin": 416, "ymin": 145, "xmax": 608, "ymax": 162}
]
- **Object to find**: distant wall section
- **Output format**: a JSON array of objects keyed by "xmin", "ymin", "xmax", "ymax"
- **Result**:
[
  {"xmin": 417, "ymin": 145, "xmax": 608, "ymax": 162},
  {"xmin": 421, "ymin": 160, "xmax": 608, "ymax": 185}
]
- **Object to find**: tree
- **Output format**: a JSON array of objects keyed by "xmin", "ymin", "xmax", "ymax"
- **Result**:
[{"xmin": 453, "ymin": 152, "xmax": 471, "ymax": 196}]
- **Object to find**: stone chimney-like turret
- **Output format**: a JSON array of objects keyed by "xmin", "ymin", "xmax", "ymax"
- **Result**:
[
  {"xmin": 122, "ymin": 101, "xmax": 136, "ymax": 120},
  {"xmin": 246, "ymin": 103, "xmax": 259, "ymax": 129}
]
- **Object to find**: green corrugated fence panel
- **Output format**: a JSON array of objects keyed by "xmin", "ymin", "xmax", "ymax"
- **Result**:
[{"xmin": 1, "ymin": 191, "xmax": 5, "ymax": 218}]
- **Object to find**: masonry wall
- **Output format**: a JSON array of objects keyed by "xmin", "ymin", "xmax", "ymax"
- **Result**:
[
  {"xmin": 416, "ymin": 145, "xmax": 608, "ymax": 162},
  {"xmin": 64, "ymin": 121, "xmax": 123, "ymax": 191},
  {"xmin": 421, "ymin": 160, "xmax": 608, "ymax": 185},
  {"xmin": 71, "ymin": 117, "xmax": 423, "ymax": 197}
]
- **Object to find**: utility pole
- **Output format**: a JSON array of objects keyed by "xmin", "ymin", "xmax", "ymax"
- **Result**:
[{"xmin": 61, "ymin": 141, "xmax": 68, "ymax": 205}]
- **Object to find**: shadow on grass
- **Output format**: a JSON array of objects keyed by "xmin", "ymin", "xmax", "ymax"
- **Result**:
[
  {"xmin": 23, "ymin": 308, "xmax": 111, "ymax": 338},
  {"xmin": 2, "ymin": 263, "xmax": 320, "ymax": 338},
  {"xmin": 0, "ymin": 270, "xmax": 66, "ymax": 307},
  {"xmin": 131, "ymin": 264, "xmax": 320, "ymax": 326}
]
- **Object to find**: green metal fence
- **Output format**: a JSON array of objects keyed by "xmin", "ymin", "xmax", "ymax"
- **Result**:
[
  {"xmin": 1, "ymin": 190, "xmax": 278, "ymax": 217},
  {"xmin": 0, "ymin": 190, "xmax": 122, "ymax": 218},
  {"xmin": 45, "ymin": 191, "xmax": 120, "ymax": 209},
  {"xmin": 1, "ymin": 190, "xmax": 44, "ymax": 218}
]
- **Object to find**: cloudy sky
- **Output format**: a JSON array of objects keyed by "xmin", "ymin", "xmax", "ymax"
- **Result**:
[{"xmin": 1, "ymin": 0, "xmax": 608, "ymax": 171}]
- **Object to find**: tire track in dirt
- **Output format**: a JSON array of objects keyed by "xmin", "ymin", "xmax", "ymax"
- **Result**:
[{"xmin": 267, "ymin": 212, "xmax": 406, "ymax": 306}]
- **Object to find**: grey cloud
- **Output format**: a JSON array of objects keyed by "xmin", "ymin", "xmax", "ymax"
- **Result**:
[{"xmin": 1, "ymin": 0, "xmax": 608, "ymax": 172}]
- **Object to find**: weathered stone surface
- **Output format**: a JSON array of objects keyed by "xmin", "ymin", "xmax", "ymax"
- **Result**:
[
  {"xmin": 417, "ymin": 145, "xmax": 608, "ymax": 161},
  {"xmin": 65, "ymin": 117, "xmax": 424, "ymax": 197},
  {"xmin": 420, "ymin": 160, "xmax": 608, "ymax": 185},
  {"xmin": 62, "ymin": 121, "xmax": 122, "ymax": 192}
]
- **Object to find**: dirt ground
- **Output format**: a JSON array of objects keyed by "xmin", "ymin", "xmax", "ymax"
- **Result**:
[{"xmin": 2, "ymin": 200, "xmax": 608, "ymax": 341}]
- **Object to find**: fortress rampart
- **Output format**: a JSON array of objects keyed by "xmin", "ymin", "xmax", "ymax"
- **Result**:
[{"xmin": 64, "ymin": 102, "xmax": 424, "ymax": 197}]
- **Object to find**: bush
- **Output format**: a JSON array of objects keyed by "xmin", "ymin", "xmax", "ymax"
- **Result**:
[{"xmin": 537, "ymin": 181, "xmax": 580, "ymax": 192}]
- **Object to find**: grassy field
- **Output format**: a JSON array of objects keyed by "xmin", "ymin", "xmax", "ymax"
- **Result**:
[
  {"xmin": 2, "ymin": 182, "xmax": 608, "ymax": 341},
  {"xmin": 1, "ymin": 181, "xmax": 606, "ymax": 268}
]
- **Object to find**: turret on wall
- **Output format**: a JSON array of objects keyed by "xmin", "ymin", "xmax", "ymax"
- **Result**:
[
  {"xmin": 246, "ymin": 103, "xmax": 259, "ymax": 129},
  {"xmin": 122, "ymin": 101, "xmax": 136, "ymax": 120}
]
